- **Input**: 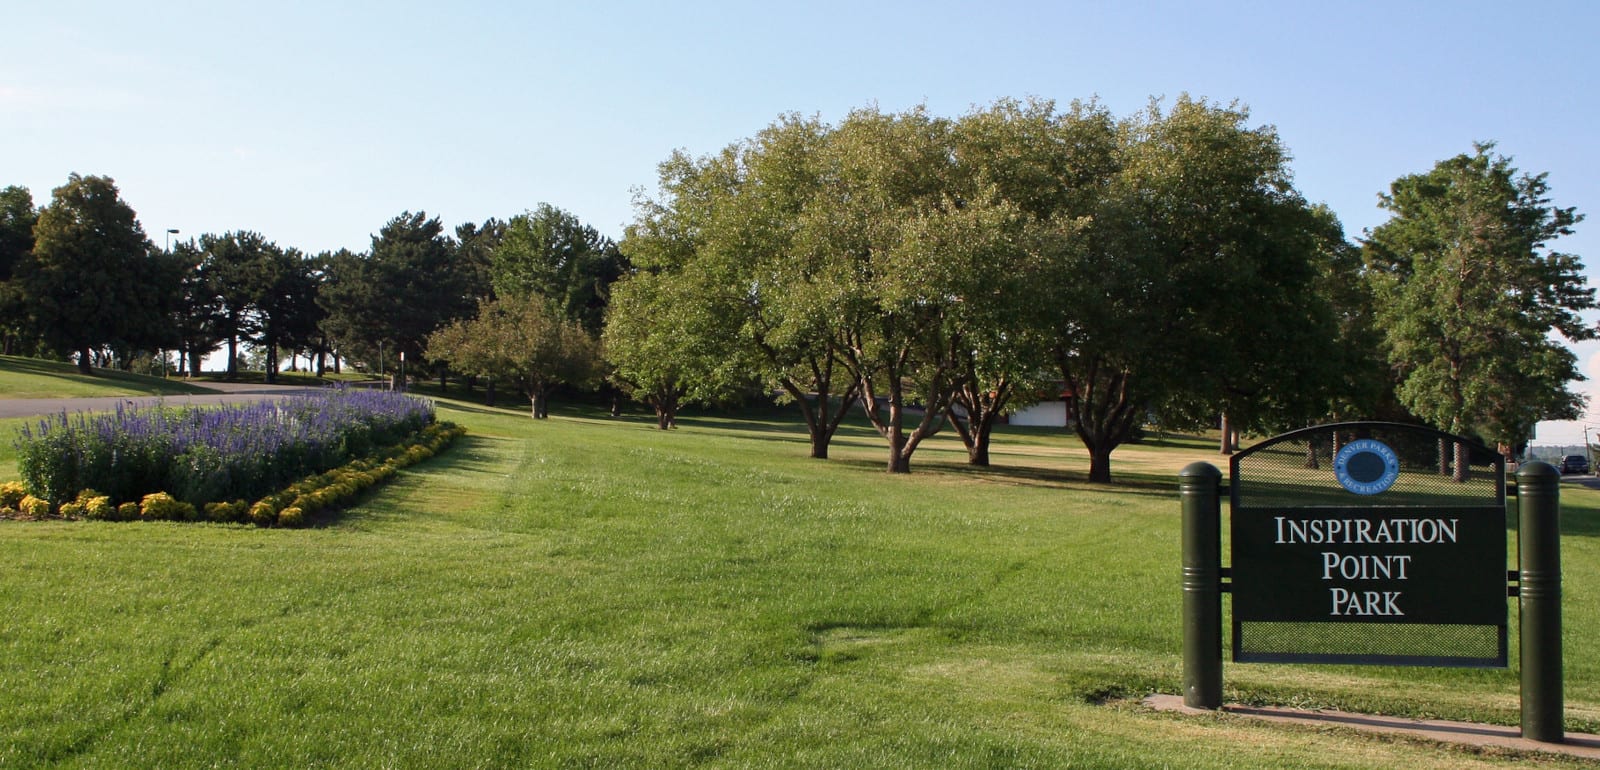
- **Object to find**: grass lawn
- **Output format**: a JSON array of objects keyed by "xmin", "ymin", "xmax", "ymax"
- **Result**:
[
  {"xmin": 0, "ymin": 355, "xmax": 214, "ymax": 399},
  {"xmin": 1, "ymin": 398, "xmax": 1597, "ymax": 767}
]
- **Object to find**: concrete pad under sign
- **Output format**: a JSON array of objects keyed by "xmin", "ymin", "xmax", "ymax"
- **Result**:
[{"xmin": 1143, "ymin": 694, "xmax": 1600, "ymax": 761}]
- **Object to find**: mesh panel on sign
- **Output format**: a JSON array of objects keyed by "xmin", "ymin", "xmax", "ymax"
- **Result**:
[
  {"xmin": 1228, "ymin": 423, "xmax": 1509, "ymax": 668},
  {"xmin": 1233, "ymin": 425, "xmax": 1503, "ymax": 509},
  {"xmin": 1236, "ymin": 621, "xmax": 1503, "ymax": 665}
]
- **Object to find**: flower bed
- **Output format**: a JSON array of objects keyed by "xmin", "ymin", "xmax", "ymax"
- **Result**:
[
  {"xmin": 13, "ymin": 387, "xmax": 436, "ymax": 509},
  {"xmin": 4, "ymin": 421, "xmax": 465, "ymax": 527}
]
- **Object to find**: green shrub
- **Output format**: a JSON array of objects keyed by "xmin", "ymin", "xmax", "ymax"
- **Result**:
[
  {"xmin": 116, "ymin": 502, "xmax": 140, "ymax": 521},
  {"xmin": 59, "ymin": 500, "xmax": 86, "ymax": 519},
  {"xmin": 277, "ymin": 506, "xmax": 306, "ymax": 527}
]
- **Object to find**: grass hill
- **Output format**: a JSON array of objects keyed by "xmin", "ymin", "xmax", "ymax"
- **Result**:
[
  {"xmin": 0, "ymin": 355, "xmax": 215, "ymax": 398},
  {"xmin": 0, "ymin": 398, "xmax": 1595, "ymax": 767}
]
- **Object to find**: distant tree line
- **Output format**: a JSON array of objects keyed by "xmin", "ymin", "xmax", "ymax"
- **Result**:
[
  {"xmin": 0, "ymin": 179, "xmax": 626, "ymax": 395},
  {"xmin": 2, "ymin": 97, "xmax": 1590, "ymax": 483}
]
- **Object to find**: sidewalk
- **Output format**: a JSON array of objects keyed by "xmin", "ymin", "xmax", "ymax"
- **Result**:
[{"xmin": 1144, "ymin": 694, "xmax": 1600, "ymax": 761}]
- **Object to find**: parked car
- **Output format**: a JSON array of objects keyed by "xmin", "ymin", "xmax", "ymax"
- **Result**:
[{"xmin": 1560, "ymin": 454, "xmax": 1590, "ymax": 475}]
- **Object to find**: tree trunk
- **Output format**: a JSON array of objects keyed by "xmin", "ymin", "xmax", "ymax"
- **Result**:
[
  {"xmin": 947, "ymin": 376, "xmax": 1009, "ymax": 467},
  {"xmin": 486, "ymin": 379, "xmax": 496, "ymax": 407},
  {"xmin": 77, "ymin": 347, "xmax": 93, "ymax": 375},
  {"xmin": 225, "ymin": 334, "xmax": 239, "ymax": 380},
  {"xmin": 264, "ymin": 339, "xmax": 278, "ymax": 384},
  {"xmin": 1453, "ymin": 440, "xmax": 1469, "ymax": 483},
  {"xmin": 1219, "ymin": 413, "xmax": 1234, "ymax": 455},
  {"xmin": 809, "ymin": 430, "xmax": 831, "ymax": 460},
  {"xmin": 530, "ymin": 389, "xmax": 548, "ymax": 420},
  {"xmin": 969, "ymin": 428, "xmax": 991, "ymax": 466},
  {"xmin": 650, "ymin": 388, "xmax": 679, "ymax": 429},
  {"xmin": 1059, "ymin": 353, "xmax": 1140, "ymax": 484},
  {"xmin": 439, "ymin": 370, "xmax": 448, "ymax": 393},
  {"xmin": 885, "ymin": 387, "xmax": 908, "ymax": 474},
  {"xmin": 315, "ymin": 350, "xmax": 326, "ymax": 376},
  {"xmin": 1088, "ymin": 443, "xmax": 1114, "ymax": 484}
]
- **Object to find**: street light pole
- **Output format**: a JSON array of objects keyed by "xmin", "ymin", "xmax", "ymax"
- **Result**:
[{"xmin": 163, "ymin": 229, "xmax": 180, "ymax": 378}]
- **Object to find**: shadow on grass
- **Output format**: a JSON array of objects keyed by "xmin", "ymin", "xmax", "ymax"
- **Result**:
[{"xmin": 819, "ymin": 449, "xmax": 1180, "ymax": 499}]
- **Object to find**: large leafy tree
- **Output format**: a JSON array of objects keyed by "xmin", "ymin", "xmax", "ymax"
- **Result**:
[
  {"xmin": 427, "ymin": 294, "xmax": 601, "ymax": 419},
  {"xmin": 319, "ymin": 212, "xmax": 477, "ymax": 377},
  {"xmin": 625, "ymin": 116, "xmax": 863, "ymax": 458},
  {"xmin": 940, "ymin": 99, "xmax": 1117, "ymax": 466},
  {"xmin": 253, "ymin": 246, "xmax": 322, "ymax": 383},
  {"xmin": 1364, "ymin": 144, "xmax": 1596, "ymax": 450},
  {"xmin": 168, "ymin": 238, "xmax": 223, "ymax": 377},
  {"xmin": 0, "ymin": 186, "xmax": 39, "ymax": 355},
  {"xmin": 756, "ymin": 106, "xmax": 1057, "ymax": 473},
  {"xmin": 492, "ymin": 205, "xmax": 625, "ymax": 334},
  {"xmin": 202, "ymin": 231, "xmax": 275, "ymax": 378},
  {"xmin": 602, "ymin": 267, "xmax": 749, "ymax": 430},
  {"xmin": 23, "ymin": 174, "xmax": 167, "ymax": 374},
  {"xmin": 1045, "ymin": 98, "xmax": 1344, "ymax": 482}
]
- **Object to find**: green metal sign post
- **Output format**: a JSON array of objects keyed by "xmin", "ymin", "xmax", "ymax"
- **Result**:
[
  {"xmin": 1180, "ymin": 462, "xmax": 1223, "ymax": 710},
  {"xmin": 1518, "ymin": 462, "xmax": 1563, "ymax": 743}
]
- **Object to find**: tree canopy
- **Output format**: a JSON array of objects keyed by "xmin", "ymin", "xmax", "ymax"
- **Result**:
[
  {"xmin": 318, "ymin": 212, "xmax": 479, "ymax": 377},
  {"xmin": 492, "ymin": 204, "xmax": 625, "ymax": 334},
  {"xmin": 1364, "ymin": 143, "xmax": 1596, "ymax": 450},
  {"xmin": 621, "ymin": 98, "xmax": 1350, "ymax": 478},
  {"xmin": 427, "ymin": 293, "xmax": 600, "ymax": 419},
  {"xmin": 24, "ymin": 174, "xmax": 172, "ymax": 373}
]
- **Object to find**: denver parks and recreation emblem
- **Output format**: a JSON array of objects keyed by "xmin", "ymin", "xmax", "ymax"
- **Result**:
[{"xmin": 1334, "ymin": 438, "xmax": 1401, "ymax": 495}]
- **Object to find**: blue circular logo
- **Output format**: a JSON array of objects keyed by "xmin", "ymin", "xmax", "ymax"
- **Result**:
[{"xmin": 1334, "ymin": 439, "xmax": 1401, "ymax": 495}]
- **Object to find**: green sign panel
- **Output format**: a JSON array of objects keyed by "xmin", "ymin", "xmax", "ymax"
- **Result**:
[{"xmin": 1229, "ymin": 424, "xmax": 1508, "ymax": 667}]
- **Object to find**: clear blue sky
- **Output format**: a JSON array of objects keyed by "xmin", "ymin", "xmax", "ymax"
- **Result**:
[{"xmin": 6, "ymin": 1, "xmax": 1599, "ymax": 445}]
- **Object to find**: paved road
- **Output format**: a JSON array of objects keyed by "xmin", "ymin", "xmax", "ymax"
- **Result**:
[
  {"xmin": 1563, "ymin": 473, "xmax": 1600, "ymax": 490},
  {"xmin": 0, "ymin": 381, "xmax": 327, "ymax": 420}
]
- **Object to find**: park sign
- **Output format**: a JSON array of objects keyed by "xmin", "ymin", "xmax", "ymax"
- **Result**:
[{"xmin": 1228, "ymin": 422, "xmax": 1507, "ymax": 667}]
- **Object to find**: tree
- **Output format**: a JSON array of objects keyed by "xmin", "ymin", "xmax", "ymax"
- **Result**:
[
  {"xmin": 319, "ymin": 212, "xmax": 477, "ymax": 379},
  {"xmin": 754, "ymin": 102, "xmax": 1121, "ymax": 473},
  {"xmin": 166, "ymin": 238, "xmax": 223, "ymax": 376},
  {"xmin": 253, "ymin": 246, "xmax": 323, "ymax": 383},
  {"xmin": 0, "ymin": 186, "xmax": 39, "ymax": 355},
  {"xmin": 940, "ymin": 99, "xmax": 1117, "ymax": 466},
  {"xmin": 624, "ymin": 116, "xmax": 863, "ymax": 458},
  {"xmin": 772, "ymin": 107, "xmax": 958, "ymax": 473},
  {"xmin": 1045, "ymin": 98, "xmax": 1344, "ymax": 482},
  {"xmin": 201, "ymin": 231, "xmax": 276, "ymax": 378},
  {"xmin": 1364, "ymin": 144, "xmax": 1596, "ymax": 451},
  {"xmin": 492, "ymin": 205, "xmax": 625, "ymax": 334},
  {"xmin": 602, "ymin": 268, "xmax": 748, "ymax": 430},
  {"xmin": 427, "ymin": 294, "xmax": 600, "ymax": 418},
  {"xmin": 23, "ymin": 174, "xmax": 164, "ymax": 374}
]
